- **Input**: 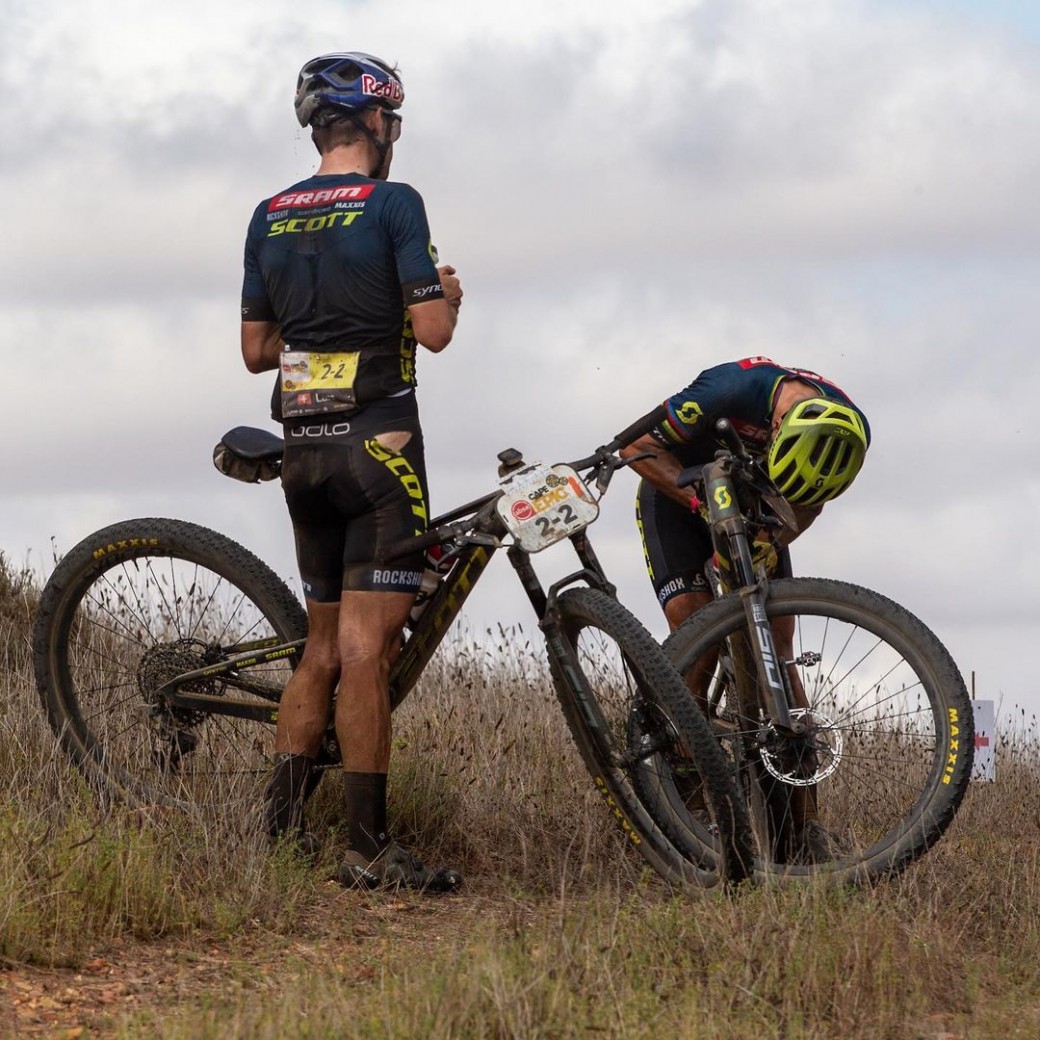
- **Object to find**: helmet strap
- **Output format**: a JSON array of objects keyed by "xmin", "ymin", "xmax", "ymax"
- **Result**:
[
  {"xmin": 310, "ymin": 109, "xmax": 392, "ymax": 176},
  {"xmin": 354, "ymin": 112, "xmax": 393, "ymax": 179}
]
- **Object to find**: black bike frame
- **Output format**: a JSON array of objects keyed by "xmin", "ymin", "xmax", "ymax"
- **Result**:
[
  {"xmin": 152, "ymin": 496, "xmax": 497, "ymax": 725},
  {"xmin": 155, "ymin": 403, "xmax": 670, "ymax": 728},
  {"xmin": 701, "ymin": 453, "xmax": 797, "ymax": 731},
  {"xmin": 153, "ymin": 475, "xmax": 627, "ymax": 726}
]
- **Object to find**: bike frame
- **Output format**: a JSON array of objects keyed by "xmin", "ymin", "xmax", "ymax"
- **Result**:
[{"xmin": 150, "ymin": 471, "xmax": 626, "ymax": 727}]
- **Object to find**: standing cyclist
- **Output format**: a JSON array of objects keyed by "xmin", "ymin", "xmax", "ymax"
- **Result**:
[
  {"xmin": 619, "ymin": 356, "xmax": 869, "ymax": 861},
  {"xmin": 240, "ymin": 52, "xmax": 463, "ymax": 892}
]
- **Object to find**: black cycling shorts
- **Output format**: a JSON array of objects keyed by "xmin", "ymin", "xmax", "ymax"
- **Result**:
[
  {"xmin": 636, "ymin": 480, "xmax": 792, "ymax": 609},
  {"xmin": 280, "ymin": 394, "xmax": 429, "ymax": 602}
]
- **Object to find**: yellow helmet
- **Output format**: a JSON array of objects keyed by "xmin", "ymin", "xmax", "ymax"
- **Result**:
[{"xmin": 767, "ymin": 398, "xmax": 868, "ymax": 506}]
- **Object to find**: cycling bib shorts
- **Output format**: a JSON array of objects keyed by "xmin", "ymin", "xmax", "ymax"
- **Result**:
[
  {"xmin": 280, "ymin": 394, "xmax": 429, "ymax": 601},
  {"xmin": 636, "ymin": 481, "xmax": 792, "ymax": 609}
]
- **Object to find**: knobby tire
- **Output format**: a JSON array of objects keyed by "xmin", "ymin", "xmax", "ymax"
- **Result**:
[
  {"xmin": 549, "ymin": 587, "xmax": 754, "ymax": 890},
  {"xmin": 662, "ymin": 577, "xmax": 973, "ymax": 884},
  {"xmin": 32, "ymin": 518, "xmax": 307, "ymax": 810}
]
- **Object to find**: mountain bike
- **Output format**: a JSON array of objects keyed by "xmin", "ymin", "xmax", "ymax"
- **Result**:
[
  {"xmin": 31, "ymin": 409, "xmax": 753, "ymax": 890},
  {"xmin": 652, "ymin": 419, "xmax": 973, "ymax": 884}
]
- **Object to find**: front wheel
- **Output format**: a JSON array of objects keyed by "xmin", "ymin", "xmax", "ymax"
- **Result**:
[
  {"xmin": 548, "ymin": 587, "xmax": 753, "ymax": 890},
  {"xmin": 32, "ymin": 518, "xmax": 307, "ymax": 811},
  {"xmin": 663, "ymin": 577, "xmax": 973, "ymax": 884}
]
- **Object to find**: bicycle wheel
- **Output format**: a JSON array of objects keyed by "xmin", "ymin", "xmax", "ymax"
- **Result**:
[
  {"xmin": 549, "ymin": 587, "xmax": 753, "ymax": 890},
  {"xmin": 662, "ymin": 577, "xmax": 973, "ymax": 884},
  {"xmin": 32, "ymin": 518, "xmax": 307, "ymax": 811}
]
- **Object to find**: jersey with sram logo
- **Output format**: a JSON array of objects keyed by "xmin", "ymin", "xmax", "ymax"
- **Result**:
[
  {"xmin": 241, "ymin": 173, "xmax": 444, "ymax": 415},
  {"xmin": 650, "ymin": 358, "xmax": 870, "ymax": 465}
]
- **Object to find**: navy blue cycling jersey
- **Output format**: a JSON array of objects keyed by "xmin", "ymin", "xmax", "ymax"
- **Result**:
[
  {"xmin": 241, "ymin": 173, "xmax": 444, "ymax": 415},
  {"xmin": 650, "ymin": 357, "xmax": 871, "ymax": 465}
]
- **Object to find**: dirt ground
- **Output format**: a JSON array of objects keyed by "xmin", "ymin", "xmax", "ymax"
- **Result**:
[{"xmin": 0, "ymin": 881, "xmax": 501, "ymax": 1038}]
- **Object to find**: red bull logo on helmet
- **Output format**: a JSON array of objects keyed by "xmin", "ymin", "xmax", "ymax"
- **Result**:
[{"xmin": 361, "ymin": 74, "xmax": 403, "ymax": 104}]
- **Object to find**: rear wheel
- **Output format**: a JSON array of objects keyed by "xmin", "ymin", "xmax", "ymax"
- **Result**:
[
  {"xmin": 32, "ymin": 518, "xmax": 307, "ymax": 811},
  {"xmin": 550, "ymin": 587, "xmax": 753, "ymax": 889},
  {"xmin": 663, "ymin": 578, "xmax": 973, "ymax": 884}
]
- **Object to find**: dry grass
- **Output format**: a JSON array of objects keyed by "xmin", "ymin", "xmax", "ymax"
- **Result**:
[{"xmin": 4, "ymin": 554, "xmax": 1040, "ymax": 1038}]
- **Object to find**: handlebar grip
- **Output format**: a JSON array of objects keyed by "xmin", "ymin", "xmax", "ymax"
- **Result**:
[
  {"xmin": 715, "ymin": 418, "xmax": 748, "ymax": 457},
  {"xmin": 610, "ymin": 404, "xmax": 668, "ymax": 450},
  {"xmin": 676, "ymin": 464, "xmax": 705, "ymax": 490}
]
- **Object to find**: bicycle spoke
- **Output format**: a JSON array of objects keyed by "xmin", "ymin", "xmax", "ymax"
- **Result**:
[
  {"xmin": 38, "ymin": 526, "xmax": 302, "ymax": 811},
  {"xmin": 665, "ymin": 577, "xmax": 970, "ymax": 882}
]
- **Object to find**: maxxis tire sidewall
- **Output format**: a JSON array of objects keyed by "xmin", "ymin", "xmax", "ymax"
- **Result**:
[
  {"xmin": 31, "ymin": 518, "xmax": 306, "ymax": 805},
  {"xmin": 662, "ymin": 577, "xmax": 974, "ymax": 884}
]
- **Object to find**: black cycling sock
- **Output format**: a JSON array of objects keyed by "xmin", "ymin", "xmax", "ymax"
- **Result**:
[
  {"xmin": 263, "ymin": 753, "xmax": 315, "ymax": 838},
  {"xmin": 342, "ymin": 771, "xmax": 388, "ymax": 860}
]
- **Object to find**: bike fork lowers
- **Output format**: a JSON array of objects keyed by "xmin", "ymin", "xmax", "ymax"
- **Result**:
[{"xmin": 703, "ymin": 457, "xmax": 797, "ymax": 732}]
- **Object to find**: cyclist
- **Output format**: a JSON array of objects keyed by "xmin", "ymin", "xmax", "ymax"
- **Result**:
[
  {"xmin": 619, "ymin": 356, "xmax": 870, "ymax": 862},
  {"xmin": 240, "ymin": 52, "xmax": 463, "ymax": 892}
]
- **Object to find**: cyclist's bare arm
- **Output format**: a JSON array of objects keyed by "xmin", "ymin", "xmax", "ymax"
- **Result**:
[
  {"xmin": 620, "ymin": 434, "xmax": 697, "ymax": 509},
  {"xmin": 241, "ymin": 320, "xmax": 285, "ymax": 374},
  {"xmin": 622, "ymin": 433, "xmax": 823, "ymax": 545},
  {"xmin": 408, "ymin": 265, "xmax": 462, "ymax": 353},
  {"xmin": 772, "ymin": 504, "xmax": 821, "ymax": 547}
]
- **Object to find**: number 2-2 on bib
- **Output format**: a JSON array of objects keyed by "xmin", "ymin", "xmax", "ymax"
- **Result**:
[{"xmin": 280, "ymin": 350, "xmax": 360, "ymax": 418}]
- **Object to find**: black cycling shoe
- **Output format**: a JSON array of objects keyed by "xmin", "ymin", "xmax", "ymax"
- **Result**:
[{"xmin": 338, "ymin": 841, "xmax": 463, "ymax": 894}]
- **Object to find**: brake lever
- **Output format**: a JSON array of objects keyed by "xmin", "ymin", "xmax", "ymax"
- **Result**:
[
  {"xmin": 594, "ymin": 450, "xmax": 655, "ymax": 494},
  {"xmin": 618, "ymin": 451, "xmax": 655, "ymax": 467},
  {"xmin": 760, "ymin": 491, "xmax": 799, "ymax": 531}
]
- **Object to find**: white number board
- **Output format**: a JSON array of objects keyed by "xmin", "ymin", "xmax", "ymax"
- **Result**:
[{"xmin": 496, "ymin": 462, "xmax": 600, "ymax": 552}]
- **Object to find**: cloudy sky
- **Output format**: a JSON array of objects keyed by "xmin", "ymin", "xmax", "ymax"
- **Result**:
[{"xmin": 5, "ymin": 0, "xmax": 1038, "ymax": 719}]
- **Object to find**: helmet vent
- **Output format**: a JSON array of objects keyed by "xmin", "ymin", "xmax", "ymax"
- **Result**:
[{"xmin": 324, "ymin": 62, "xmax": 363, "ymax": 86}]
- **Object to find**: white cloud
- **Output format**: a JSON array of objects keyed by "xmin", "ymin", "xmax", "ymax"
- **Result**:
[{"xmin": 4, "ymin": 0, "xmax": 1039, "ymax": 715}]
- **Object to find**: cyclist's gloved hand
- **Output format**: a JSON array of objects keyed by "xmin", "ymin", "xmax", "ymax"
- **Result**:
[
  {"xmin": 712, "ymin": 538, "xmax": 777, "ymax": 577},
  {"xmin": 750, "ymin": 537, "xmax": 779, "ymax": 574}
]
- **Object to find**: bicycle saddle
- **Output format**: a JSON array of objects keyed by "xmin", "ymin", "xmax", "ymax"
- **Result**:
[{"xmin": 218, "ymin": 426, "xmax": 285, "ymax": 461}]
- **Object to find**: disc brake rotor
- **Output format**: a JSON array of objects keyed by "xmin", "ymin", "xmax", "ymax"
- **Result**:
[{"xmin": 759, "ymin": 707, "xmax": 843, "ymax": 785}]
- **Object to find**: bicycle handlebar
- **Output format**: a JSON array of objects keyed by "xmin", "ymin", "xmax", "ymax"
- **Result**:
[
  {"xmin": 609, "ymin": 403, "xmax": 668, "ymax": 452},
  {"xmin": 715, "ymin": 418, "xmax": 750, "ymax": 458},
  {"xmin": 565, "ymin": 404, "xmax": 668, "ymax": 475},
  {"xmin": 675, "ymin": 421, "xmax": 800, "ymax": 531},
  {"xmin": 378, "ymin": 411, "xmax": 670, "ymax": 563}
]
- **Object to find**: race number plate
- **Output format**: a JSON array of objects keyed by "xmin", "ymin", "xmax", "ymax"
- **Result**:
[
  {"xmin": 280, "ymin": 350, "xmax": 360, "ymax": 419},
  {"xmin": 495, "ymin": 463, "xmax": 600, "ymax": 552}
]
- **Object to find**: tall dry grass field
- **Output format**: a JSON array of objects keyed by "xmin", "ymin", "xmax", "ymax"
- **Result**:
[{"xmin": 3, "ymin": 553, "xmax": 1040, "ymax": 1039}]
